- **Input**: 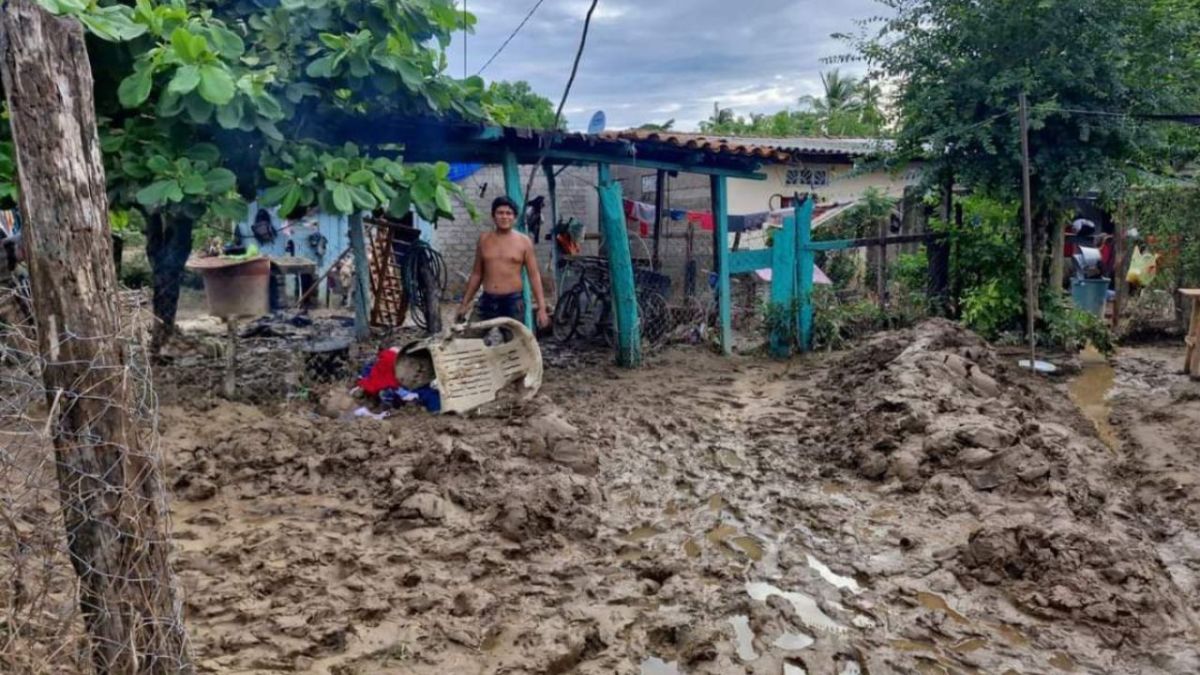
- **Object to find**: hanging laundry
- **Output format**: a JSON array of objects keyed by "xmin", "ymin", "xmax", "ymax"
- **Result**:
[
  {"xmin": 687, "ymin": 211, "xmax": 714, "ymax": 232},
  {"xmin": 669, "ymin": 209, "xmax": 687, "ymax": 221}
]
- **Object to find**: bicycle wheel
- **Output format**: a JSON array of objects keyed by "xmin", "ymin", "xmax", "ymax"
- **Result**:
[
  {"xmin": 639, "ymin": 291, "xmax": 670, "ymax": 346},
  {"xmin": 552, "ymin": 286, "xmax": 583, "ymax": 342}
]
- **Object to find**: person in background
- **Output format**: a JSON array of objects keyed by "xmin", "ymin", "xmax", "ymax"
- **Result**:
[{"xmin": 456, "ymin": 196, "xmax": 550, "ymax": 328}]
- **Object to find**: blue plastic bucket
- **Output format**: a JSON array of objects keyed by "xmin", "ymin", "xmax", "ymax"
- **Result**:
[{"xmin": 1071, "ymin": 278, "xmax": 1109, "ymax": 317}]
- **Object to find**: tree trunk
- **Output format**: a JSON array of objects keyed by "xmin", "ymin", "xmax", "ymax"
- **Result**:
[
  {"xmin": 0, "ymin": 2, "xmax": 193, "ymax": 673},
  {"xmin": 146, "ymin": 211, "xmax": 195, "ymax": 354}
]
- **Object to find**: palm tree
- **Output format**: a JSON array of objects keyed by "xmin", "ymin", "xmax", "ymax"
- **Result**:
[
  {"xmin": 800, "ymin": 70, "xmax": 863, "ymax": 117},
  {"xmin": 637, "ymin": 118, "xmax": 676, "ymax": 132},
  {"xmin": 700, "ymin": 103, "xmax": 737, "ymax": 133},
  {"xmin": 799, "ymin": 69, "xmax": 872, "ymax": 135}
]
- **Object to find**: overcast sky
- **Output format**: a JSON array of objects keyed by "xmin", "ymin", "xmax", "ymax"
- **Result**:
[{"xmin": 445, "ymin": 0, "xmax": 884, "ymax": 132}]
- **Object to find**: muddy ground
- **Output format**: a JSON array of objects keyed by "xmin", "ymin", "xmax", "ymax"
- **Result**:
[
  {"xmin": 3, "ymin": 308, "xmax": 1198, "ymax": 674},
  {"xmin": 134, "ymin": 316, "xmax": 1199, "ymax": 675}
]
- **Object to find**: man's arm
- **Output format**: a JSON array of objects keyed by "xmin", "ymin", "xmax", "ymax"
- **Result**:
[
  {"xmin": 524, "ymin": 237, "xmax": 550, "ymax": 327},
  {"xmin": 457, "ymin": 234, "xmax": 485, "ymax": 319}
]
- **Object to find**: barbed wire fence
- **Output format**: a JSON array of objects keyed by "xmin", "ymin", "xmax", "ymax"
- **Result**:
[{"xmin": 0, "ymin": 281, "xmax": 192, "ymax": 674}]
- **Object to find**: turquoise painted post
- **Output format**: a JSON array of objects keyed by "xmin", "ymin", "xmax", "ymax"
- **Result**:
[
  {"xmin": 769, "ymin": 210, "xmax": 797, "ymax": 358},
  {"xmin": 501, "ymin": 149, "xmax": 535, "ymax": 329},
  {"xmin": 710, "ymin": 175, "xmax": 732, "ymax": 355},
  {"xmin": 597, "ymin": 164, "xmax": 642, "ymax": 367},
  {"xmin": 348, "ymin": 212, "xmax": 371, "ymax": 340},
  {"xmin": 796, "ymin": 197, "xmax": 816, "ymax": 352},
  {"xmin": 543, "ymin": 163, "xmax": 561, "ymax": 299}
]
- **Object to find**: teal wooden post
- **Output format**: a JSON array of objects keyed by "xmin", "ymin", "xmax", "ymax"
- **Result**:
[
  {"xmin": 796, "ymin": 196, "xmax": 816, "ymax": 352},
  {"xmin": 597, "ymin": 164, "xmax": 642, "ymax": 367},
  {"xmin": 711, "ymin": 175, "xmax": 733, "ymax": 355},
  {"xmin": 348, "ymin": 212, "xmax": 371, "ymax": 340},
  {"xmin": 769, "ymin": 210, "xmax": 797, "ymax": 358},
  {"xmin": 501, "ymin": 149, "xmax": 534, "ymax": 329},
  {"xmin": 543, "ymin": 163, "xmax": 561, "ymax": 299}
]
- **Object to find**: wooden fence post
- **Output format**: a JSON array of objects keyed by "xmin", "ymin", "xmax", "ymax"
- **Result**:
[{"xmin": 0, "ymin": 1, "xmax": 192, "ymax": 671}]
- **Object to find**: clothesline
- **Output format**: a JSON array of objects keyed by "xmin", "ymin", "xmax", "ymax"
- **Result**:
[{"xmin": 622, "ymin": 199, "xmax": 772, "ymax": 236}]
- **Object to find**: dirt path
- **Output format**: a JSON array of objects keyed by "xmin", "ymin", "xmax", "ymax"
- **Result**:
[{"xmin": 157, "ymin": 321, "xmax": 1200, "ymax": 674}]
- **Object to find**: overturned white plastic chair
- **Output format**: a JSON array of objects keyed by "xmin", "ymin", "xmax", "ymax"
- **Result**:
[{"xmin": 395, "ymin": 317, "xmax": 543, "ymax": 414}]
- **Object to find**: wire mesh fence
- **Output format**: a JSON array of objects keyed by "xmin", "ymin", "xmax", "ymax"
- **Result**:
[{"xmin": 0, "ymin": 283, "xmax": 192, "ymax": 673}]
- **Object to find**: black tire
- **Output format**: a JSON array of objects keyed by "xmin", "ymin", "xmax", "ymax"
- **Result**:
[
  {"xmin": 553, "ymin": 286, "xmax": 583, "ymax": 342},
  {"xmin": 639, "ymin": 291, "xmax": 670, "ymax": 346}
]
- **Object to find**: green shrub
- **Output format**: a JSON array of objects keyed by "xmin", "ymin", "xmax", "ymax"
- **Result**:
[{"xmin": 961, "ymin": 277, "xmax": 1024, "ymax": 340}]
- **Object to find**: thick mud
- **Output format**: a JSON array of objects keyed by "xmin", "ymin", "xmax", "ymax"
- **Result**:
[{"xmin": 139, "ymin": 321, "xmax": 1200, "ymax": 672}]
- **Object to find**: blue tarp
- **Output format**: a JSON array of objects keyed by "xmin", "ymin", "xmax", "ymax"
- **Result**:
[{"xmin": 448, "ymin": 163, "xmax": 483, "ymax": 183}]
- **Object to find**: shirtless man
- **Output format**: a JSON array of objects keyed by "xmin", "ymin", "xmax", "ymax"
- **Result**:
[{"xmin": 456, "ymin": 196, "xmax": 550, "ymax": 328}]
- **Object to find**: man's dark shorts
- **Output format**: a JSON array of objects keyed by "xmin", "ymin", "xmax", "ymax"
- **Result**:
[{"xmin": 477, "ymin": 291, "xmax": 524, "ymax": 322}]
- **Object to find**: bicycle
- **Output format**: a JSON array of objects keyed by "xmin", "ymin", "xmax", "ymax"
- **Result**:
[{"xmin": 553, "ymin": 257, "xmax": 672, "ymax": 347}]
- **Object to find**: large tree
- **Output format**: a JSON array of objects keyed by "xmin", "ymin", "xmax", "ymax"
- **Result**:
[
  {"xmin": 9, "ymin": 0, "xmax": 497, "ymax": 349},
  {"xmin": 487, "ymin": 79, "xmax": 563, "ymax": 130},
  {"xmin": 699, "ymin": 70, "xmax": 887, "ymax": 138},
  {"xmin": 845, "ymin": 0, "xmax": 1200, "ymax": 210}
]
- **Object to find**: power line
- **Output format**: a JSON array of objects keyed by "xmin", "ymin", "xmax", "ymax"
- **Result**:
[
  {"xmin": 520, "ymin": 0, "xmax": 601, "ymax": 218},
  {"xmin": 476, "ymin": 0, "xmax": 548, "ymax": 76}
]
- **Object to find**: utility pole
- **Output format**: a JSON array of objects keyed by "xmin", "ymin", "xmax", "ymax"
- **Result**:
[{"xmin": 1019, "ymin": 93, "xmax": 1037, "ymax": 371}]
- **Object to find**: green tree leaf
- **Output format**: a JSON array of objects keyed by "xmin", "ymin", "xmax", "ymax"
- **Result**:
[
  {"xmin": 196, "ymin": 65, "xmax": 236, "ymax": 105},
  {"xmin": 79, "ymin": 7, "xmax": 148, "ymax": 42},
  {"xmin": 208, "ymin": 27, "xmax": 246, "ymax": 59},
  {"xmin": 167, "ymin": 65, "xmax": 201, "ymax": 95},
  {"xmin": 330, "ymin": 182, "xmax": 353, "ymax": 214},
  {"xmin": 117, "ymin": 67, "xmax": 154, "ymax": 108},
  {"xmin": 136, "ymin": 179, "xmax": 183, "ymax": 206},
  {"xmin": 346, "ymin": 184, "xmax": 377, "ymax": 210},
  {"xmin": 305, "ymin": 55, "xmax": 338, "ymax": 78},
  {"xmin": 186, "ymin": 143, "xmax": 221, "ymax": 164},
  {"xmin": 146, "ymin": 155, "xmax": 172, "ymax": 173},
  {"xmin": 215, "ymin": 98, "xmax": 244, "ymax": 129},
  {"xmin": 203, "ymin": 168, "xmax": 237, "ymax": 193},
  {"xmin": 181, "ymin": 173, "xmax": 207, "ymax": 195}
]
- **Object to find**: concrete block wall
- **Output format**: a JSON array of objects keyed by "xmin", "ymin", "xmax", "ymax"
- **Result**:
[{"xmin": 435, "ymin": 165, "xmax": 599, "ymax": 298}]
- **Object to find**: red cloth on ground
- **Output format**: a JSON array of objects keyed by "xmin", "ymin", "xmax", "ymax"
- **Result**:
[{"xmin": 358, "ymin": 348, "xmax": 400, "ymax": 395}]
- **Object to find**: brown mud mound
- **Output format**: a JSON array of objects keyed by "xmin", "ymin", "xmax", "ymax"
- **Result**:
[
  {"xmin": 161, "ymin": 394, "xmax": 607, "ymax": 671},
  {"xmin": 801, "ymin": 320, "xmax": 1199, "ymax": 672},
  {"xmin": 959, "ymin": 523, "xmax": 1184, "ymax": 647},
  {"xmin": 814, "ymin": 319, "xmax": 1102, "ymax": 503}
]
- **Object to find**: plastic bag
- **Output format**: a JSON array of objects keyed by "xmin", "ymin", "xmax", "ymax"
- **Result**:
[{"xmin": 1127, "ymin": 246, "xmax": 1159, "ymax": 287}]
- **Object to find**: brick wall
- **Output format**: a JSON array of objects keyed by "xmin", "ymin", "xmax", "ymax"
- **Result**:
[{"xmin": 435, "ymin": 164, "xmax": 599, "ymax": 298}]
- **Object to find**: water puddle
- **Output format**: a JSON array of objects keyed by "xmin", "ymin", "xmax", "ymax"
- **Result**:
[
  {"xmin": 715, "ymin": 448, "xmax": 746, "ymax": 468},
  {"xmin": 807, "ymin": 554, "xmax": 861, "ymax": 593},
  {"xmin": 890, "ymin": 639, "xmax": 938, "ymax": 653},
  {"xmin": 990, "ymin": 621, "xmax": 1029, "ymax": 647},
  {"xmin": 1049, "ymin": 652, "xmax": 1078, "ymax": 671},
  {"xmin": 480, "ymin": 625, "xmax": 509, "ymax": 652},
  {"xmin": 774, "ymin": 631, "xmax": 815, "ymax": 650},
  {"xmin": 640, "ymin": 656, "xmax": 682, "ymax": 675},
  {"xmin": 729, "ymin": 615, "xmax": 758, "ymax": 661},
  {"xmin": 706, "ymin": 523, "xmax": 764, "ymax": 561},
  {"xmin": 953, "ymin": 637, "xmax": 989, "ymax": 653},
  {"xmin": 1068, "ymin": 346, "xmax": 1118, "ymax": 450},
  {"xmin": 917, "ymin": 592, "xmax": 969, "ymax": 624},
  {"xmin": 746, "ymin": 582, "xmax": 846, "ymax": 634}
]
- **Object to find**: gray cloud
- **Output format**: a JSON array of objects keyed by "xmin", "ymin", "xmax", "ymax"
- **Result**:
[{"xmin": 447, "ymin": 0, "xmax": 885, "ymax": 131}]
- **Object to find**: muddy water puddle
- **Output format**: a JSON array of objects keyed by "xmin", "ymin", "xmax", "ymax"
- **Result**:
[
  {"xmin": 640, "ymin": 656, "xmax": 682, "ymax": 675},
  {"xmin": 1068, "ymin": 346, "xmax": 1119, "ymax": 449},
  {"xmin": 746, "ymin": 581, "xmax": 846, "ymax": 634}
]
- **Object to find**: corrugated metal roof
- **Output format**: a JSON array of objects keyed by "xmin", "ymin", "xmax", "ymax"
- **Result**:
[{"xmin": 597, "ymin": 130, "xmax": 893, "ymax": 162}]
